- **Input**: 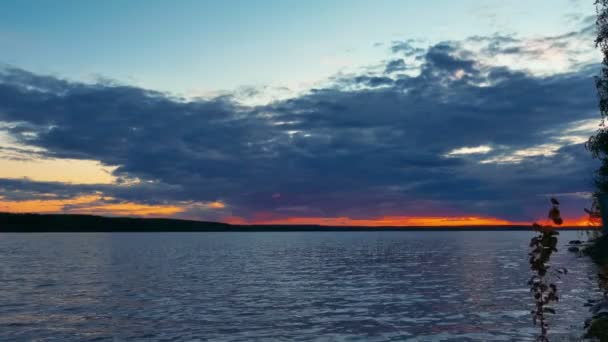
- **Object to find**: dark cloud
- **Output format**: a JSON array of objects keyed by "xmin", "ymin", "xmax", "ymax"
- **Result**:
[
  {"xmin": 474, "ymin": 22, "xmax": 595, "ymax": 60},
  {"xmin": 384, "ymin": 59, "xmax": 407, "ymax": 74},
  {"xmin": 352, "ymin": 75, "xmax": 394, "ymax": 87},
  {"xmin": 0, "ymin": 28, "xmax": 601, "ymax": 222},
  {"xmin": 420, "ymin": 42, "xmax": 478, "ymax": 77},
  {"xmin": 390, "ymin": 40, "xmax": 426, "ymax": 57}
]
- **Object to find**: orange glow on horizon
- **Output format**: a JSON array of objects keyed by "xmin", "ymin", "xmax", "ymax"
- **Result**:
[
  {"xmin": 225, "ymin": 215, "xmax": 527, "ymax": 226},
  {"xmin": 225, "ymin": 214, "xmax": 600, "ymax": 227},
  {"xmin": 223, "ymin": 216, "xmax": 248, "ymax": 225},
  {"xmin": 208, "ymin": 201, "xmax": 226, "ymax": 209},
  {"xmin": 0, "ymin": 195, "xmax": 184, "ymax": 217},
  {"xmin": 69, "ymin": 202, "xmax": 184, "ymax": 217},
  {"xmin": 561, "ymin": 215, "xmax": 601, "ymax": 228},
  {"xmin": 0, "ymin": 195, "xmax": 101, "ymax": 213},
  {"xmin": 0, "ymin": 194, "xmax": 600, "ymax": 227}
]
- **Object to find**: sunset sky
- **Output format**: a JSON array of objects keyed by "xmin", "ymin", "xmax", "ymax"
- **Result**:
[{"xmin": 0, "ymin": 0, "xmax": 603, "ymax": 226}]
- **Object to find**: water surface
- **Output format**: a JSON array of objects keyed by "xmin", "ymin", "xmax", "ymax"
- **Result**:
[{"xmin": 0, "ymin": 231, "xmax": 600, "ymax": 341}]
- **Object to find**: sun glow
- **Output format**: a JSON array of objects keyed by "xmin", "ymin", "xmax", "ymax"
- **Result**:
[
  {"xmin": 0, "ymin": 158, "xmax": 117, "ymax": 184},
  {"xmin": 0, "ymin": 195, "xmax": 184, "ymax": 217},
  {"xmin": 0, "ymin": 195, "xmax": 597, "ymax": 228},
  {"xmin": 0, "ymin": 130, "xmax": 117, "ymax": 185},
  {"xmin": 445, "ymin": 145, "xmax": 493, "ymax": 157},
  {"xmin": 207, "ymin": 201, "xmax": 226, "ymax": 209},
  {"xmin": 225, "ymin": 214, "xmax": 598, "ymax": 227},
  {"xmin": 68, "ymin": 202, "xmax": 184, "ymax": 217},
  {"xmin": 225, "ymin": 215, "xmax": 526, "ymax": 226}
]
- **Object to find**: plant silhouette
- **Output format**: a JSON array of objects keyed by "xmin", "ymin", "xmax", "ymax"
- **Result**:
[{"xmin": 528, "ymin": 198, "xmax": 567, "ymax": 342}]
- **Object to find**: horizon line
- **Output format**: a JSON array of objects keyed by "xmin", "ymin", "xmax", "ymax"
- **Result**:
[{"xmin": 1, "ymin": 211, "xmax": 598, "ymax": 230}]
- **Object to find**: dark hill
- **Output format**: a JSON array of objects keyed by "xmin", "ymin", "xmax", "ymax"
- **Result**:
[{"xmin": 0, "ymin": 212, "xmax": 593, "ymax": 232}]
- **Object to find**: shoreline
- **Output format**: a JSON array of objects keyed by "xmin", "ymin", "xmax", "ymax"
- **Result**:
[{"xmin": 0, "ymin": 212, "xmax": 596, "ymax": 232}]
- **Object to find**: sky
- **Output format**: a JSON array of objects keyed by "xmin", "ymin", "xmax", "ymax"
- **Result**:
[{"xmin": 0, "ymin": 0, "xmax": 603, "ymax": 225}]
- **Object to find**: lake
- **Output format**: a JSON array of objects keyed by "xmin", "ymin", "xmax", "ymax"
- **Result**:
[{"xmin": 0, "ymin": 231, "xmax": 601, "ymax": 341}]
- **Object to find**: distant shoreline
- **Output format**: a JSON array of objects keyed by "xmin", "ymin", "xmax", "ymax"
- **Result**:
[{"xmin": 0, "ymin": 212, "xmax": 595, "ymax": 232}]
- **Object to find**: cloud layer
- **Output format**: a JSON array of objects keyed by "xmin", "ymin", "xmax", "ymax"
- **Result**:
[{"xmin": 0, "ymin": 22, "xmax": 602, "ymax": 223}]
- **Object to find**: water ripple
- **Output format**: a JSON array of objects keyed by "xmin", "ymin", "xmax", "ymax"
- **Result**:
[{"xmin": 0, "ymin": 231, "xmax": 600, "ymax": 341}]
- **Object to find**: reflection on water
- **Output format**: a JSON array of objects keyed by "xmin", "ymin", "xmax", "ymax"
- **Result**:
[{"xmin": 0, "ymin": 231, "xmax": 601, "ymax": 341}]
